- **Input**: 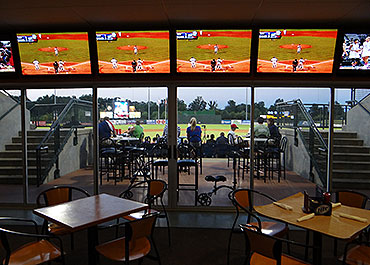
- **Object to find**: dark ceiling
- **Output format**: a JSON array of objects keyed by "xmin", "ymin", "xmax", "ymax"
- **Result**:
[{"xmin": 1, "ymin": 0, "xmax": 370, "ymax": 31}]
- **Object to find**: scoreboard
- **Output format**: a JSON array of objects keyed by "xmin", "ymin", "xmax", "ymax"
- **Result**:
[
  {"xmin": 259, "ymin": 31, "xmax": 282, "ymax": 39},
  {"xmin": 177, "ymin": 31, "xmax": 198, "ymax": 40},
  {"xmin": 17, "ymin": 35, "xmax": 38, "ymax": 43},
  {"xmin": 96, "ymin": 32, "xmax": 118, "ymax": 41}
]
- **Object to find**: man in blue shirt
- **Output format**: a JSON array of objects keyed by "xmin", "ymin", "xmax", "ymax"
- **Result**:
[{"xmin": 99, "ymin": 117, "xmax": 115, "ymax": 139}]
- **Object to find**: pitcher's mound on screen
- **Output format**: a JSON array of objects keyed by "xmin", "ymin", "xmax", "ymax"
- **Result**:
[
  {"xmin": 279, "ymin": 44, "xmax": 312, "ymax": 49},
  {"xmin": 197, "ymin": 44, "xmax": 228, "ymax": 50},
  {"xmin": 38, "ymin": 47, "xmax": 69, "ymax": 52},
  {"xmin": 117, "ymin": 45, "xmax": 148, "ymax": 51}
]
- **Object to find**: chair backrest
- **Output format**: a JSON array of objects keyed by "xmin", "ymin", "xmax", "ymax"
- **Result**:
[
  {"xmin": 148, "ymin": 180, "xmax": 167, "ymax": 199},
  {"xmin": 280, "ymin": 136, "xmax": 288, "ymax": 152},
  {"xmin": 240, "ymin": 224, "xmax": 283, "ymax": 265},
  {"xmin": 36, "ymin": 186, "xmax": 90, "ymax": 207},
  {"xmin": 126, "ymin": 213, "xmax": 158, "ymax": 242},
  {"xmin": 232, "ymin": 189, "xmax": 252, "ymax": 211},
  {"xmin": 228, "ymin": 133, "xmax": 235, "ymax": 145},
  {"xmin": 335, "ymin": 190, "xmax": 369, "ymax": 209}
]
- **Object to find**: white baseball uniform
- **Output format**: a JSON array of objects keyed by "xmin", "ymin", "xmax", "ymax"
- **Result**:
[
  {"xmin": 349, "ymin": 43, "xmax": 361, "ymax": 59},
  {"xmin": 214, "ymin": 45, "xmax": 218, "ymax": 54},
  {"xmin": 298, "ymin": 59, "xmax": 305, "ymax": 69},
  {"xmin": 190, "ymin": 57, "xmax": 196, "ymax": 68},
  {"xmin": 111, "ymin": 58, "xmax": 118, "ymax": 69},
  {"xmin": 216, "ymin": 58, "xmax": 222, "ymax": 70},
  {"xmin": 54, "ymin": 47, "xmax": 59, "ymax": 56},
  {"xmin": 297, "ymin": 45, "xmax": 302, "ymax": 54},
  {"xmin": 134, "ymin": 46, "xmax": 138, "ymax": 55},
  {"xmin": 33, "ymin": 59, "xmax": 40, "ymax": 70},
  {"xmin": 362, "ymin": 40, "xmax": 370, "ymax": 57},
  {"xmin": 271, "ymin": 57, "xmax": 278, "ymax": 68},
  {"xmin": 137, "ymin": 59, "xmax": 143, "ymax": 70},
  {"xmin": 58, "ymin": 60, "xmax": 64, "ymax": 72}
]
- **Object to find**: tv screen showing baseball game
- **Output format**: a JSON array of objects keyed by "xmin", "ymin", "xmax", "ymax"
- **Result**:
[
  {"xmin": 257, "ymin": 29, "xmax": 337, "ymax": 73},
  {"xmin": 17, "ymin": 32, "xmax": 91, "ymax": 75},
  {"xmin": 0, "ymin": 39, "xmax": 15, "ymax": 73},
  {"xmin": 176, "ymin": 29, "xmax": 251, "ymax": 73},
  {"xmin": 340, "ymin": 33, "xmax": 370, "ymax": 70},
  {"xmin": 96, "ymin": 31, "xmax": 169, "ymax": 73}
]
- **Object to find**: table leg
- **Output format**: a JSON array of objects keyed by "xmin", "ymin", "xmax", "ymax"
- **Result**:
[
  {"xmin": 88, "ymin": 226, "xmax": 98, "ymax": 265},
  {"xmin": 312, "ymin": 231, "xmax": 322, "ymax": 265}
]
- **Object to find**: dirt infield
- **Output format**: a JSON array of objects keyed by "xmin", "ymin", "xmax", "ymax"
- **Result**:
[
  {"xmin": 197, "ymin": 31, "xmax": 251, "ymax": 38},
  {"xmin": 21, "ymin": 61, "xmax": 91, "ymax": 75},
  {"xmin": 38, "ymin": 47, "xmax": 69, "ymax": 52},
  {"xmin": 99, "ymin": 60, "xmax": 170, "ymax": 73},
  {"xmin": 279, "ymin": 44, "xmax": 312, "ymax": 49},
  {"xmin": 117, "ymin": 45, "xmax": 148, "ymax": 51},
  {"xmin": 177, "ymin": 59, "xmax": 250, "ymax": 73},
  {"xmin": 284, "ymin": 30, "xmax": 337, "ymax": 38},
  {"xmin": 197, "ymin": 44, "xmax": 229, "ymax": 50},
  {"xmin": 41, "ymin": 34, "xmax": 88, "ymax": 41},
  {"xmin": 257, "ymin": 59, "xmax": 333, "ymax": 73}
]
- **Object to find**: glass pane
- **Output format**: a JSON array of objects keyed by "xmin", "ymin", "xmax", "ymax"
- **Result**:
[
  {"xmin": 0, "ymin": 89, "xmax": 23, "ymax": 203},
  {"xmin": 26, "ymin": 88, "xmax": 94, "ymax": 203},
  {"xmin": 98, "ymin": 87, "xmax": 168, "ymax": 206},
  {"xmin": 254, "ymin": 87, "xmax": 330, "ymax": 204},
  {"xmin": 177, "ymin": 87, "xmax": 251, "ymax": 207}
]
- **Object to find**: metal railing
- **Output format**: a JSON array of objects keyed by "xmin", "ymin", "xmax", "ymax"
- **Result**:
[
  {"xmin": 0, "ymin": 90, "xmax": 20, "ymax": 123},
  {"xmin": 35, "ymin": 98, "xmax": 92, "ymax": 186},
  {"xmin": 276, "ymin": 99, "xmax": 328, "ymax": 187}
]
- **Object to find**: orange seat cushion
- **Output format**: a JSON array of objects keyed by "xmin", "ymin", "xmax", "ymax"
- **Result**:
[
  {"xmin": 8, "ymin": 239, "xmax": 61, "ymax": 265},
  {"xmin": 250, "ymin": 221, "xmax": 288, "ymax": 237},
  {"xmin": 344, "ymin": 245, "xmax": 370, "ymax": 265},
  {"xmin": 251, "ymin": 253, "xmax": 310, "ymax": 265},
  {"xmin": 96, "ymin": 236, "xmax": 151, "ymax": 262}
]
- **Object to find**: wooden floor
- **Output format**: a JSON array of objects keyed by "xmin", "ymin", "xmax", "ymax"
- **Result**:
[{"xmin": 0, "ymin": 158, "xmax": 319, "ymax": 206}]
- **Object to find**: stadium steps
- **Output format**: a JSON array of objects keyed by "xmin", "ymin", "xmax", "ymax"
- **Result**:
[
  {"xmin": 0, "ymin": 130, "xmax": 65, "ymax": 184},
  {"xmin": 301, "ymin": 130, "xmax": 370, "ymax": 189}
]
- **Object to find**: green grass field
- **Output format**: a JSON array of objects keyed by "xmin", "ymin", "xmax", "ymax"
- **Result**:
[
  {"xmin": 18, "ymin": 33, "xmax": 90, "ymax": 64},
  {"xmin": 177, "ymin": 30, "xmax": 251, "ymax": 61},
  {"xmin": 97, "ymin": 31, "xmax": 169, "ymax": 62}
]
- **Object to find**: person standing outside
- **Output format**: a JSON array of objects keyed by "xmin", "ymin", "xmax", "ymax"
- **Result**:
[
  {"xmin": 133, "ymin": 45, "xmax": 138, "ymax": 55},
  {"xmin": 54, "ymin": 47, "xmax": 59, "ymax": 57},
  {"xmin": 297, "ymin": 44, "xmax": 302, "ymax": 54},
  {"xmin": 214, "ymin": 44, "xmax": 219, "ymax": 54},
  {"xmin": 186, "ymin": 117, "xmax": 202, "ymax": 148}
]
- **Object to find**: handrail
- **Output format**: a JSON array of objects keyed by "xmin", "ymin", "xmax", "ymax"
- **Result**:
[
  {"xmin": 0, "ymin": 103, "xmax": 19, "ymax": 123},
  {"xmin": 355, "ymin": 100, "xmax": 370, "ymax": 118}
]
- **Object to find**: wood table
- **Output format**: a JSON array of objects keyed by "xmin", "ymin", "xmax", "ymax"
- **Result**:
[
  {"xmin": 255, "ymin": 192, "xmax": 370, "ymax": 265},
  {"xmin": 34, "ymin": 193, "xmax": 148, "ymax": 265}
]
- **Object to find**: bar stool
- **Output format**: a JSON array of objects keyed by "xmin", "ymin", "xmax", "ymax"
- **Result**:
[
  {"xmin": 152, "ymin": 159, "xmax": 168, "ymax": 179},
  {"xmin": 177, "ymin": 159, "xmax": 199, "ymax": 206}
]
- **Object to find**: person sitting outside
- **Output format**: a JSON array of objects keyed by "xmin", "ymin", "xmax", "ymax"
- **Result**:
[
  {"xmin": 186, "ymin": 117, "xmax": 202, "ymax": 148},
  {"xmin": 98, "ymin": 117, "xmax": 116, "ymax": 139},
  {"xmin": 206, "ymin": 134, "xmax": 216, "ymax": 144},
  {"xmin": 254, "ymin": 117, "xmax": 270, "ymax": 138},
  {"xmin": 228, "ymin": 124, "xmax": 239, "ymax": 144},
  {"xmin": 267, "ymin": 118, "xmax": 281, "ymax": 141},
  {"xmin": 216, "ymin": 132, "xmax": 228, "ymax": 144},
  {"xmin": 129, "ymin": 120, "xmax": 144, "ymax": 139}
]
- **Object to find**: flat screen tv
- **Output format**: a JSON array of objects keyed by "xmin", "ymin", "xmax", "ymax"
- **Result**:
[
  {"xmin": 96, "ymin": 31, "xmax": 169, "ymax": 73},
  {"xmin": 0, "ymin": 39, "xmax": 15, "ymax": 73},
  {"xmin": 257, "ymin": 29, "xmax": 337, "ymax": 73},
  {"xmin": 340, "ymin": 33, "xmax": 370, "ymax": 70},
  {"xmin": 176, "ymin": 29, "xmax": 251, "ymax": 73},
  {"xmin": 114, "ymin": 101, "xmax": 129, "ymax": 118},
  {"xmin": 17, "ymin": 32, "xmax": 91, "ymax": 75}
]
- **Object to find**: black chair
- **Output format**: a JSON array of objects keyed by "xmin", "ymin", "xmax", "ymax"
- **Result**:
[
  {"xmin": 99, "ymin": 137, "xmax": 122, "ymax": 184},
  {"xmin": 120, "ymin": 179, "xmax": 171, "ymax": 246},
  {"xmin": 227, "ymin": 189, "xmax": 289, "ymax": 265},
  {"xmin": 0, "ymin": 217, "xmax": 65, "ymax": 265},
  {"xmin": 36, "ymin": 185, "xmax": 90, "ymax": 250}
]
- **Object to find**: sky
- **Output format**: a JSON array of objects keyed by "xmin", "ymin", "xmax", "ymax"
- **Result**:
[{"xmin": 5, "ymin": 87, "xmax": 352, "ymax": 107}]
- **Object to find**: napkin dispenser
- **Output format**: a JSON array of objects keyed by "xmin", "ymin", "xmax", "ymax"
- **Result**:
[{"xmin": 302, "ymin": 191, "xmax": 332, "ymax": 216}]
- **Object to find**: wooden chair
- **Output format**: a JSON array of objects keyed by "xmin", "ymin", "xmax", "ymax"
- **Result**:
[
  {"xmin": 227, "ymin": 189, "xmax": 289, "ymax": 265},
  {"xmin": 0, "ymin": 217, "xmax": 65, "ymax": 265},
  {"xmin": 120, "ymin": 179, "xmax": 171, "ymax": 246},
  {"xmin": 341, "ymin": 239, "xmax": 370, "ymax": 265},
  {"xmin": 240, "ymin": 223, "xmax": 313, "ymax": 265},
  {"xmin": 36, "ymin": 185, "xmax": 90, "ymax": 250},
  {"xmin": 96, "ymin": 212, "xmax": 161, "ymax": 265}
]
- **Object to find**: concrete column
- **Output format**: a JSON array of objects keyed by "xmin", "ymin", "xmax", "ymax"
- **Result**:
[{"xmin": 21, "ymin": 89, "xmax": 28, "ymax": 204}]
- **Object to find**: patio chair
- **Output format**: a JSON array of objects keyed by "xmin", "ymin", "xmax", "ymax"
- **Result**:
[
  {"xmin": 0, "ymin": 217, "xmax": 65, "ymax": 265},
  {"xmin": 36, "ymin": 185, "xmax": 90, "ymax": 250},
  {"xmin": 96, "ymin": 212, "xmax": 161, "ymax": 265}
]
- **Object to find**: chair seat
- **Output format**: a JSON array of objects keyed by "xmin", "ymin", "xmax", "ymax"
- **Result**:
[
  {"xmin": 250, "ymin": 221, "xmax": 288, "ymax": 237},
  {"xmin": 205, "ymin": 175, "xmax": 226, "ymax": 182},
  {"xmin": 343, "ymin": 245, "xmax": 370, "ymax": 265},
  {"xmin": 124, "ymin": 209, "xmax": 160, "ymax": 221},
  {"xmin": 177, "ymin": 159, "xmax": 197, "ymax": 167},
  {"xmin": 153, "ymin": 160, "xmax": 168, "ymax": 167},
  {"xmin": 96, "ymin": 236, "xmax": 151, "ymax": 262},
  {"xmin": 250, "ymin": 253, "xmax": 310, "ymax": 265},
  {"xmin": 8, "ymin": 239, "xmax": 61, "ymax": 265}
]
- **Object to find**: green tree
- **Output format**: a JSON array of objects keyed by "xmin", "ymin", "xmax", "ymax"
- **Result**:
[
  {"xmin": 207, "ymin": 100, "xmax": 218, "ymax": 110},
  {"xmin": 188, "ymin": 96, "xmax": 207, "ymax": 111}
]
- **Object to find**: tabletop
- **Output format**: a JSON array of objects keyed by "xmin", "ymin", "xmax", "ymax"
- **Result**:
[
  {"xmin": 255, "ymin": 192, "xmax": 370, "ymax": 240},
  {"xmin": 33, "ymin": 193, "xmax": 148, "ymax": 231},
  {"xmin": 243, "ymin": 137, "xmax": 268, "ymax": 142},
  {"xmin": 112, "ymin": 136, "xmax": 139, "ymax": 141}
]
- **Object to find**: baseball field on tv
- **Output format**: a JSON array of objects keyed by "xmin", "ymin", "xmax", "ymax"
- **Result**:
[
  {"xmin": 257, "ymin": 29, "xmax": 337, "ymax": 73},
  {"xmin": 96, "ymin": 31, "xmax": 169, "ymax": 74},
  {"xmin": 17, "ymin": 32, "xmax": 91, "ymax": 75},
  {"xmin": 177, "ymin": 30, "xmax": 251, "ymax": 73}
]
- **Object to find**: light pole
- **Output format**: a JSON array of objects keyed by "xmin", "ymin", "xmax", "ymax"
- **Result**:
[
  {"xmin": 157, "ymin": 100, "xmax": 160, "ymax": 120},
  {"xmin": 147, "ymin": 89, "xmax": 150, "ymax": 120}
]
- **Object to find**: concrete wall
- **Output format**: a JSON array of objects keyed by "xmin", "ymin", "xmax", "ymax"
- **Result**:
[
  {"xmin": 344, "ymin": 94, "xmax": 370, "ymax": 146},
  {"xmin": 0, "ymin": 92, "xmax": 30, "ymax": 152},
  {"xmin": 45, "ymin": 128, "xmax": 93, "ymax": 183},
  {"xmin": 281, "ymin": 129, "xmax": 323, "ymax": 186}
]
